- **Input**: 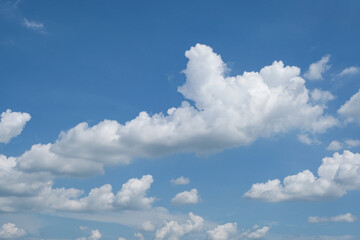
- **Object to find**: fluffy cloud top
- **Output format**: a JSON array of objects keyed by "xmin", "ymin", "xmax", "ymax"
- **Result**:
[
  {"xmin": 304, "ymin": 55, "xmax": 331, "ymax": 80},
  {"xmin": 0, "ymin": 109, "xmax": 31, "ymax": 143},
  {"xmin": 244, "ymin": 150, "xmax": 360, "ymax": 202},
  {"xmin": 15, "ymin": 44, "xmax": 337, "ymax": 177},
  {"xmin": 0, "ymin": 223, "xmax": 26, "ymax": 239},
  {"xmin": 171, "ymin": 177, "xmax": 190, "ymax": 185},
  {"xmin": 308, "ymin": 213, "xmax": 357, "ymax": 223},
  {"xmin": 207, "ymin": 223, "xmax": 238, "ymax": 240},
  {"xmin": 338, "ymin": 89, "xmax": 360, "ymax": 124},
  {"xmin": 171, "ymin": 189, "xmax": 199, "ymax": 205},
  {"xmin": 155, "ymin": 212, "xmax": 204, "ymax": 240}
]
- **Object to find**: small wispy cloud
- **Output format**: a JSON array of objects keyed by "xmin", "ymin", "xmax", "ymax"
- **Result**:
[
  {"xmin": 304, "ymin": 55, "xmax": 331, "ymax": 81},
  {"xmin": 23, "ymin": 18, "xmax": 44, "ymax": 32},
  {"xmin": 338, "ymin": 66, "xmax": 360, "ymax": 77},
  {"xmin": 308, "ymin": 213, "xmax": 357, "ymax": 223}
]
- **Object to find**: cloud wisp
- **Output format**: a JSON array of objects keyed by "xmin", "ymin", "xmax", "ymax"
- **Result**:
[
  {"xmin": 0, "ymin": 109, "xmax": 31, "ymax": 143},
  {"xmin": 304, "ymin": 55, "xmax": 331, "ymax": 80},
  {"xmin": 308, "ymin": 213, "xmax": 357, "ymax": 223}
]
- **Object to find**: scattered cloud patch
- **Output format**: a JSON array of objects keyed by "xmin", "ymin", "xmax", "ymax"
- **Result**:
[
  {"xmin": 304, "ymin": 55, "xmax": 331, "ymax": 80},
  {"xmin": 297, "ymin": 134, "xmax": 320, "ymax": 145},
  {"xmin": 327, "ymin": 139, "xmax": 360, "ymax": 151},
  {"xmin": 155, "ymin": 212, "xmax": 204, "ymax": 240},
  {"xmin": 310, "ymin": 89, "xmax": 335, "ymax": 104},
  {"xmin": 0, "ymin": 223, "xmax": 26, "ymax": 239},
  {"xmin": 76, "ymin": 229, "xmax": 102, "ymax": 240},
  {"xmin": 338, "ymin": 89, "xmax": 360, "ymax": 124},
  {"xmin": 134, "ymin": 233, "xmax": 145, "ymax": 240},
  {"xmin": 338, "ymin": 67, "xmax": 360, "ymax": 76},
  {"xmin": 207, "ymin": 223, "xmax": 238, "ymax": 240},
  {"xmin": 207, "ymin": 223, "xmax": 270, "ymax": 240},
  {"xmin": 308, "ymin": 213, "xmax": 357, "ymax": 223},
  {"xmin": 244, "ymin": 150, "xmax": 360, "ymax": 202},
  {"xmin": 171, "ymin": 189, "xmax": 199, "ymax": 205},
  {"xmin": 0, "ymin": 109, "xmax": 31, "ymax": 143},
  {"xmin": 327, "ymin": 140, "xmax": 343, "ymax": 151},
  {"xmin": 171, "ymin": 176, "xmax": 190, "ymax": 185}
]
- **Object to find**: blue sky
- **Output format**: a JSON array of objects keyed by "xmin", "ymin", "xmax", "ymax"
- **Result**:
[{"xmin": 1, "ymin": 0, "xmax": 360, "ymax": 239}]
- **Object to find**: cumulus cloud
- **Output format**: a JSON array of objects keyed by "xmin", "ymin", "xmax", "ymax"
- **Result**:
[
  {"xmin": 15, "ymin": 44, "xmax": 337, "ymax": 177},
  {"xmin": 76, "ymin": 229, "xmax": 102, "ymax": 240},
  {"xmin": 0, "ymin": 223, "xmax": 26, "ymax": 239},
  {"xmin": 171, "ymin": 177, "xmax": 190, "ymax": 185},
  {"xmin": 338, "ymin": 89, "xmax": 360, "ymax": 124},
  {"xmin": 0, "ymin": 162, "xmax": 154, "ymax": 213},
  {"xmin": 155, "ymin": 212, "xmax": 204, "ymax": 240},
  {"xmin": 207, "ymin": 223, "xmax": 238, "ymax": 240},
  {"xmin": 171, "ymin": 189, "xmax": 199, "ymax": 205},
  {"xmin": 0, "ymin": 109, "xmax": 31, "ymax": 143},
  {"xmin": 304, "ymin": 55, "xmax": 331, "ymax": 80},
  {"xmin": 207, "ymin": 223, "xmax": 270, "ymax": 240},
  {"xmin": 308, "ymin": 213, "xmax": 357, "ymax": 223},
  {"xmin": 244, "ymin": 150, "xmax": 360, "ymax": 202},
  {"xmin": 338, "ymin": 66, "xmax": 360, "ymax": 76}
]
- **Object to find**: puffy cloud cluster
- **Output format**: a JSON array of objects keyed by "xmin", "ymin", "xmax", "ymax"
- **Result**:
[
  {"xmin": 304, "ymin": 55, "xmax": 331, "ymax": 80},
  {"xmin": 338, "ymin": 89, "xmax": 360, "ymax": 124},
  {"xmin": 244, "ymin": 150, "xmax": 360, "ymax": 202},
  {"xmin": 14, "ymin": 44, "xmax": 337, "ymax": 177},
  {"xmin": 155, "ymin": 212, "xmax": 204, "ymax": 240},
  {"xmin": 0, "ymin": 223, "xmax": 26, "ymax": 239},
  {"xmin": 0, "ymin": 157, "xmax": 155, "ymax": 213},
  {"xmin": 0, "ymin": 109, "xmax": 31, "ymax": 143},
  {"xmin": 207, "ymin": 223, "xmax": 238, "ymax": 240},
  {"xmin": 207, "ymin": 223, "xmax": 270, "ymax": 240},
  {"xmin": 171, "ymin": 189, "xmax": 199, "ymax": 205},
  {"xmin": 308, "ymin": 213, "xmax": 357, "ymax": 223},
  {"xmin": 310, "ymin": 89, "xmax": 335, "ymax": 104}
]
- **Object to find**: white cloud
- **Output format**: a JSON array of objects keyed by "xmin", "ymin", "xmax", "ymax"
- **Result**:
[
  {"xmin": 139, "ymin": 221, "xmax": 155, "ymax": 232},
  {"xmin": 338, "ymin": 66, "xmax": 360, "ymax": 76},
  {"xmin": 171, "ymin": 189, "xmax": 199, "ymax": 205},
  {"xmin": 207, "ymin": 223, "xmax": 270, "ymax": 240},
  {"xmin": 118, "ymin": 238, "xmax": 126, "ymax": 240},
  {"xmin": 338, "ymin": 89, "xmax": 360, "ymax": 124},
  {"xmin": 244, "ymin": 226, "xmax": 270, "ymax": 239},
  {"xmin": 171, "ymin": 177, "xmax": 190, "ymax": 185},
  {"xmin": 0, "ymin": 109, "xmax": 31, "ymax": 143},
  {"xmin": 304, "ymin": 55, "xmax": 331, "ymax": 80},
  {"xmin": 207, "ymin": 223, "xmax": 238, "ymax": 240},
  {"xmin": 297, "ymin": 134, "xmax": 320, "ymax": 145},
  {"xmin": 308, "ymin": 213, "xmax": 357, "ymax": 223},
  {"xmin": 23, "ymin": 18, "xmax": 44, "ymax": 31},
  {"xmin": 15, "ymin": 44, "xmax": 338, "ymax": 177},
  {"xmin": 345, "ymin": 139, "xmax": 360, "ymax": 147},
  {"xmin": 327, "ymin": 140, "xmax": 343, "ymax": 151},
  {"xmin": 327, "ymin": 139, "xmax": 360, "ymax": 151},
  {"xmin": 0, "ymin": 223, "xmax": 26, "ymax": 239},
  {"xmin": 155, "ymin": 212, "xmax": 204, "ymax": 240},
  {"xmin": 310, "ymin": 89, "xmax": 335, "ymax": 103},
  {"xmin": 134, "ymin": 233, "xmax": 145, "ymax": 240},
  {"xmin": 244, "ymin": 150, "xmax": 360, "ymax": 202},
  {"xmin": 76, "ymin": 229, "xmax": 102, "ymax": 240}
]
